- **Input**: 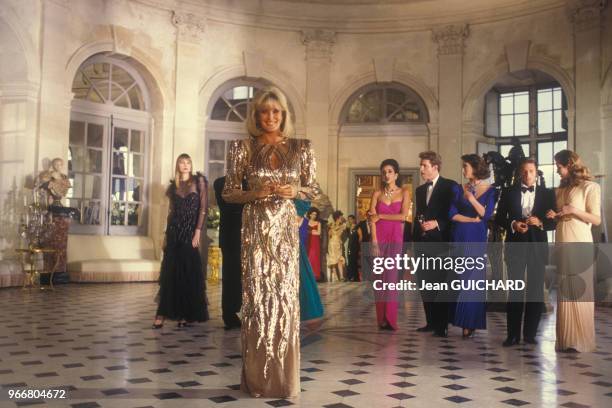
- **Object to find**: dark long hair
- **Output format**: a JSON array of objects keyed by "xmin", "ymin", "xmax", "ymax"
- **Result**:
[
  {"xmin": 379, "ymin": 158, "xmax": 401, "ymax": 188},
  {"xmin": 461, "ymin": 154, "xmax": 490, "ymax": 180}
]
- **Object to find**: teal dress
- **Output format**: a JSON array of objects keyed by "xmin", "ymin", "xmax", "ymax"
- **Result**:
[{"xmin": 295, "ymin": 199, "xmax": 324, "ymax": 322}]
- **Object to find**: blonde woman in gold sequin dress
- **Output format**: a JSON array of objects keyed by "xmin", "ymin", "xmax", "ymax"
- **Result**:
[
  {"xmin": 222, "ymin": 86, "xmax": 320, "ymax": 398},
  {"xmin": 546, "ymin": 150, "xmax": 601, "ymax": 352}
]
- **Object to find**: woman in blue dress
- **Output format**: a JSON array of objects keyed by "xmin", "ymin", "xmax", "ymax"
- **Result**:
[
  {"xmin": 295, "ymin": 199, "xmax": 324, "ymax": 329},
  {"xmin": 450, "ymin": 154, "xmax": 498, "ymax": 338}
]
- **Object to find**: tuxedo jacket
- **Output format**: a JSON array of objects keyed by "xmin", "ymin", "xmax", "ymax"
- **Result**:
[
  {"xmin": 412, "ymin": 176, "xmax": 457, "ymax": 243},
  {"xmin": 213, "ymin": 176, "xmax": 244, "ymax": 250},
  {"xmin": 495, "ymin": 184, "xmax": 556, "ymax": 244}
]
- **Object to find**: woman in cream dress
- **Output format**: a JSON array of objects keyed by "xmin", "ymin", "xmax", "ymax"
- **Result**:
[
  {"xmin": 546, "ymin": 150, "xmax": 601, "ymax": 352},
  {"xmin": 222, "ymin": 87, "xmax": 320, "ymax": 398}
]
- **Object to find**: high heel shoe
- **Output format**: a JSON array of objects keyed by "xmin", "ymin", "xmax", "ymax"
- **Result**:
[
  {"xmin": 462, "ymin": 328, "xmax": 475, "ymax": 338},
  {"xmin": 152, "ymin": 318, "xmax": 164, "ymax": 329}
]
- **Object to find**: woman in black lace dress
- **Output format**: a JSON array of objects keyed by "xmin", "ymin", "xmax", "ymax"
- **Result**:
[{"xmin": 153, "ymin": 153, "xmax": 209, "ymax": 328}]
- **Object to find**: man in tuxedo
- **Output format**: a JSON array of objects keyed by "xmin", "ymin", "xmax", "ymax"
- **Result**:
[
  {"xmin": 413, "ymin": 151, "xmax": 457, "ymax": 337},
  {"xmin": 213, "ymin": 176, "xmax": 244, "ymax": 330},
  {"xmin": 496, "ymin": 158, "xmax": 556, "ymax": 346}
]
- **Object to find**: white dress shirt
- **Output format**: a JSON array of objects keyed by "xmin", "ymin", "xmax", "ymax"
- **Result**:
[
  {"xmin": 426, "ymin": 174, "xmax": 440, "ymax": 206},
  {"xmin": 520, "ymin": 183, "xmax": 536, "ymax": 218}
]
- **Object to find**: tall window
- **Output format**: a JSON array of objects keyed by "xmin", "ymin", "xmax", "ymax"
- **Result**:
[
  {"xmin": 487, "ymin": 85, "xmax": 567, "ymax": 189},
  {"xmin": 68, "ymin": 55, "xmax": 150, "ymax": 235}
]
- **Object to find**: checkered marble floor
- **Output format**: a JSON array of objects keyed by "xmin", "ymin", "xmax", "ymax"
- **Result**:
[{"xmin": 0, "ymin": 282, "xmax": 611, "ymax": 408}]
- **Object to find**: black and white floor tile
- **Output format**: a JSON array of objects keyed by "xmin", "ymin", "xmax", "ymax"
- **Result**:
[{"xmin": 0, "ymin": 282, "xmax": 611, "ymax": 407}]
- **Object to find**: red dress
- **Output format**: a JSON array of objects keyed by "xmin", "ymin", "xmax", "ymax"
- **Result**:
[{"xmin": 307, "ymin": 224, "xmax": 322, "ymax": 281}]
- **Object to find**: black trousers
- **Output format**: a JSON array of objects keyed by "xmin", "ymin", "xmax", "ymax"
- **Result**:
[
  {"xmin": 416, "ymin": 245, "xmax": 451, "ymax": 332},
  {"xmin": 505, "ymin": 244, "xmax": 546, "ymax": 340},
  {"xmin": 221, "ymin": 244, "xmax": 242, "ymax": 326}
]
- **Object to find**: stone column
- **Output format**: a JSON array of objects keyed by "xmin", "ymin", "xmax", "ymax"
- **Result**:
[
  {"xmin": 37, "ymin": 0, "xmax": 72, "ymax": 171},
  {"xmin": 302, "ymin": 29, "xmax": 335, "ymax": 202},
  {"xmin": 568, "ymin": 0, "xmax": 606, "ymax": 174},
  {"xmin": 432, "ymin": 24, "xmax": 469, "ymax": 181},
  {"xmin": 172, "ymin": 11, "xmax": 206, "ymax": 170}
]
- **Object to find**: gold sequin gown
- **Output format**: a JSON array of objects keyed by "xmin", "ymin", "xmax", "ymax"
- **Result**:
[{"xmin": 222, "ymin": 137, "xmax": 320, "ymax": 398}]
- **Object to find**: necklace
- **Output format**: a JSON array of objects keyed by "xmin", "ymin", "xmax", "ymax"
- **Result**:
[{"xmin": 384, "ymin": 185, "xmax": 397, "ymax": 199}]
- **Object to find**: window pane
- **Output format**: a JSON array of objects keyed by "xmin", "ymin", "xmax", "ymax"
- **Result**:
[
  {"xmin": 514, "ymin": 113, "xmax": 529, "ymax": 136},
  {"xmin": 500, "ymin": 115, "xmax": 514, "ymax": 137},
  {"xmin": 234, "ymin": 102, "xmax": 248, "ymax": 121},
  {"xmin": 129, "ymin": 178, "xmax": 143, "ymax": 202},
  {"xmin": 131, "ymin": 130, "xmax": 142, "ymax": 153},
  {"xmin": 81, "ymin": 200, "xmax": 101, "ymax": 225},
  {"xmin": 113, "ymin": 152, "xmax": 127, "ymax": 175},
  {"xmin": 500, "ymin": 95, "xmax": 514, "ymax": 114},
  {"xmin": 522, "ymin": 144, "xmax": 530, "ymax": 157},
  {"xmin": 554, "ymin": 140, "xmax": 567, "ymax": 155},
  {"xmin": 69, "ymin": 146, "xmax": 84, "ymax": 172},
  {"xmin": 127, "ymin": 203, "xmax": 141, "ymax": 226},
  {"xmin": 72, "ymin": 72, "xmax": 90, "ymax": 100},
  {"xmin": 112, "ymin": 177, "xmax": 126, "ymax": 201},
  {"xmin": 128, "ymin": 86, "xmax": 143, "ymax": 110},
  {"xmin": 87, "ymin": 123, "xmax": 104, "ymax": 148},
  {"xmin": 111, "ymin": 83, "xmax": 125, "ymax": 104},
  {"xmin": 131, "ymin": 154, "xmax": 144, "ymax": 178},
  {"xmin": 114, "ymin": 128, "xmax": 128, "ymax": 150},
  {"xmin": 126, "ymin": 178, "xmax": 142, "ymax": 202},
  {"xmin": 87, "ymin": 149, "xmax": 102, "ymax": 173},
  {"xmin": 115, "ymin": 94, "xmax": 130, "ymax": 108},
  {"xmin": 553, "ymin": 170, "xmax": 560, "ymax": 187},
  {"xmin": 111, "ymin": 65, "xmax": 135, "ymax": 92},
  {"xmin": 500, "ymin": 145, "xmax": 511, "ymax": 157},
  {"xmin": 553, "ymin": 88, "xmax": 562, "ymax": 109},
  {"xmin": 211, "ymin": 99, "xmax": 231, "ymax": 120},
  {"xmin": 209, "ymin": 140, "xmax": 225, "ymax": 161},
  {"xmin": 514, "ymin": 92, "xmax": 529, "ymax": 114},
  {"xmin": 209, "ymin": 162, "xmax": 225, "ymax": 186},
  {"xmin": 553, "ymin": 110, "xmax": 563, "ymax": 133},
  {"xmin": 537, "ymin": 89, "xmax": 552, "ymax": 111},
  {"xmin": 69, "ymin": 121, "xmax": 85, "ymax": 145},
  {"xmin": 84, "ymin": 174, "xmax": 102, "ymax": 200},
  {"xmin": 540, "ymin": 164, "xmax": 554, "ymax": 189},
  {"xmin": 538, "ymin": 111, "xmax": 552, "ymax": 134},
  {"xmin": 111, "ymin": 202, "xmax": 126, "ymax": 226},
  {"xmin": 72, "ymin": 173, "xmax": 83, "ymax": 198},
  {"xmin": 538, "ymin": 142, "xmax": 553, "ymax": 165},
  {"xmin": 86, "ymin": 87, "xmax": 104, "ymax": 104},
  {"xmin": 232, "ymin": 86, "xmax": 249, "ymax": 100}
]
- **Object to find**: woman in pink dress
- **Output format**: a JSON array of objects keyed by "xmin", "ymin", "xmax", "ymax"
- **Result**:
[
  {"xmin": 369, "ymin": 159, "xmax": 411, "ymax": 330},
  {"xmin": 306, "ymin": 207, "xmax": 322, "ymax": 281}
]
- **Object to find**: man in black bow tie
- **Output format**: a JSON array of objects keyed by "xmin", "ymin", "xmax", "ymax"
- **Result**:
[
  {"xmin": 413, "ymin": 151, "xmax": 457, "ymax": 337},
  {"xmin": 496, "ymin": 158, "xmax": 556, "ymax": 346}
]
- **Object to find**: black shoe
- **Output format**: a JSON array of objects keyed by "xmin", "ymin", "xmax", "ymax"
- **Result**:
[
  {"xmin": 433, "ymin": 328, "xmax": 448, "ymax": 338},
  {"xmin": 524, "ymin": 337, "xmax": 538, "ymax": 345},
  {"xmin": 416, "ymin": 325, "xmax": 433, "ymax": 332},
  {"xmin": 503, "ymin": 337, "xmax": 520, "ymax": 347}
]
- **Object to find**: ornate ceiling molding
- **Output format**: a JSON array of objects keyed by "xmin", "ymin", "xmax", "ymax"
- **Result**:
[
  {"xmin": 134, "ymin": 0, "xmax": 567, "ymax": 34},
  {"xmin": 566, "ymin": 0, "xmax": 608, "ymax": 32},
  {"xmin": 301, "ymin": 29, "xmax": 336, "ymax": 60},
  {"xmin": 172, "ymin": 10, "xmax": 206, "ymax": 43},
  {"xmin": 432, "ymin": 24, "xmax": 469, "ymax": 56}
]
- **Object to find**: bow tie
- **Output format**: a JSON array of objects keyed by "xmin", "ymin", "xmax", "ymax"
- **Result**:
[
  {"xmin": 424, "ymin": 181, "xmax": 433, "ymax": 187},
  {"xmin": 521, "ymin": 186, "xmax": 534, "ymax": 193}
]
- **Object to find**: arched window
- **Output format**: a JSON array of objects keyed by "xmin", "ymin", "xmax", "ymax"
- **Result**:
[
  {"xmin": 205, "ymin": 79, "xmax": 294, "ymax": 207},
  {"xmin": 68, "ymin": 54, "xmax": 151, "ymax": 235},
  {"xmin": 341, "ymin": 83, "xmax": 428, "ymax": 125}
]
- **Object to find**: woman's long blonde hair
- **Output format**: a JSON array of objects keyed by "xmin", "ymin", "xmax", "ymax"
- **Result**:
[
  {"xmin": 246, "ymin": 86, "xmax": 294, "ymax": 139},
  {"xmin": 554, "ymin": 149, "xmax": 592, "ymax": 188},
  {"xmin": 174, "ymin": 153, "xmax": 193, "ymax": 188}
]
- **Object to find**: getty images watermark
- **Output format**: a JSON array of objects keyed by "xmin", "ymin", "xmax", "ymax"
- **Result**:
[{"xmin": 357, "ymin": 242, "xmax": 612, "ymax": 303}]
